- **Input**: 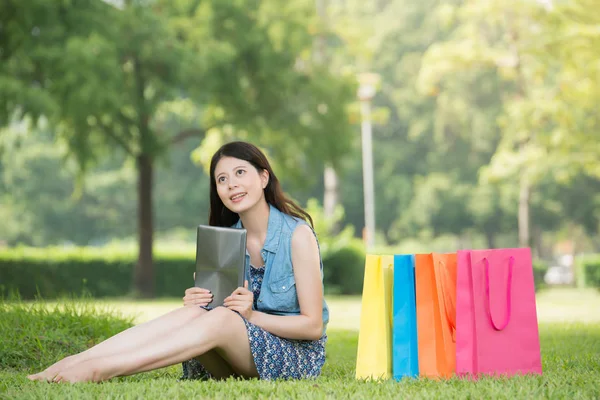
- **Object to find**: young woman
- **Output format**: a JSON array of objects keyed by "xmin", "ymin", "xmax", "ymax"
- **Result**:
[{"xmin": 28, "ymin": 141, "xmax": 329, "ymax": 383}]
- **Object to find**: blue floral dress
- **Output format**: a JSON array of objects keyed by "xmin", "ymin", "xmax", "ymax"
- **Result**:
[{"xmin": 180, "ymin": 264, "xmax": 327, "ymax": 381}]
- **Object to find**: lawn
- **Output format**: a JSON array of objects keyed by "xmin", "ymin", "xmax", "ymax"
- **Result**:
[{"xmin": 1, "ymin": 288, "xmax": 599, "ymax": 399}]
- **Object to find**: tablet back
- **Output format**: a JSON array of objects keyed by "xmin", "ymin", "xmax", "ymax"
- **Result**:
[{"xmin": 194, "ymin": 225, "xmax": 247, "ymax": 307}]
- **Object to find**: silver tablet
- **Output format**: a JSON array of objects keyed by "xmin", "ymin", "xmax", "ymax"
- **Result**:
[{"xmin": 194, "ymin": 224, "xmax": 247, "ymax": 307}]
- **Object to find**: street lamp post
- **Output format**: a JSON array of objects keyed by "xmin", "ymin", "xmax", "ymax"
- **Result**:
[{"xmin": 357, "ymin": 73, "xmax": 379, "ymax": 250}]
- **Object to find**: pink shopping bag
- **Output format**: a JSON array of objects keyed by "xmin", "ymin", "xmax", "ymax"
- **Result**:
[{"xmin": 456, "ymin": 248, "xmax": 542, "ymax": 378}]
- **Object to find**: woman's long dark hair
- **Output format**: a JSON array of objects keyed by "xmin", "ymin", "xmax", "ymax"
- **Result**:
[{"xmin": 208, "ymin": 141, "xmax": 314, "ymax": 228}]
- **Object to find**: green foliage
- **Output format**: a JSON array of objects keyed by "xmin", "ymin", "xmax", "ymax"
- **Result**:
[
  {"xmin": 1, "ymin": 0, "xmax": 357, "ymax": 297},
  {"xmin": 1, "ymin": 0, "xmax": 356, "ymax": 176},
  {"xmin": 0, "ymin": 244, "xmax": 567, "ymax": 298},
  {"xmin": 533, "ymin": 260, "xmax": 549, "ymax": 292},
  {"xmin": 322, "ymin": 242, "xmax": 365, "ymax": 295},
  {"xmin": 581, "ymin": 256, "xmax": 600, "ymax": 290},
  {"xmin": 0, "ymin": 247, "xmax": 196, "ymax": 300},
  {"xmin": 0, "ymin": 298, "xmax": 132, "ymax": 371},
  {"xmin": 0, "ymin": 125, "xmax": 213, "ymax": 247},
  {"xmin": 306, "ymin": 199, "xmax": 366, "ymax": 295},
  {"xmin": 536, "ymin": 0, "xmax": 600, "ymax": 179},
  {"xmin": 0, "ymin": 128, "xmax": 135, "ymax": 245},
  {"xmin": 0, "ymin": 241, "xmax": 367, "ymax": 298},
  {"xmin": 2, "ymin": 0, "xmax": 600, "ymax": 272}
]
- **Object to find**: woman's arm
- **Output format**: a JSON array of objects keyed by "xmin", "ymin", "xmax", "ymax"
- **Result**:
[{"xmin": 248, "ymin": 224, "xmax": 324, "ymax": 341}]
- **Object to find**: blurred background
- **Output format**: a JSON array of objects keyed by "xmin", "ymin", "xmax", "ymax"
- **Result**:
[{"xmin": 1, "ymin": 0, "xmax": 599, "ymax": 300}]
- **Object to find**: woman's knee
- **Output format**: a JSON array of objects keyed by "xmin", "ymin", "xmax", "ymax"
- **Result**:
[
  {"xmin": 201, "ymin": 308, "xmax": 245, "ymax": 338},
  {"xmin": 176, "ymin": 305, "xmax": 208, "ymax": 321},
  {"xmin": 204, "ymin": 307, "xmax": 240, "ymax": 324}
]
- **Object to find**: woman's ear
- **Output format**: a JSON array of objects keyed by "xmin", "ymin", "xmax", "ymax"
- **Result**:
[{"xmin": 261, "ymin": 169, "xmax": 270, "ymax": 189}]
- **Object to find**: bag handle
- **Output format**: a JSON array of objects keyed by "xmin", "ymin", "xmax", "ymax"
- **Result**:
[
  {"xmin": 436, "ymin": 260, "xmax": 456, "ymax": 341},
  {"xmin": 484, "ymin": 256, "xmax": 514, "ymax": 331}
]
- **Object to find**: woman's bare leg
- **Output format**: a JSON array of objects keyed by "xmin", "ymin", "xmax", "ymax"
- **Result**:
[
  {"xmin": 191, "ymin": 349, "xmax": 238, "ymax": 380},
  {"xmin": 52, "ymin": 307, "xmax": 257, "ymax": 383},
  {"xmin": 28, "ymin": 305, "xmax": 209, "ymax": 381}
]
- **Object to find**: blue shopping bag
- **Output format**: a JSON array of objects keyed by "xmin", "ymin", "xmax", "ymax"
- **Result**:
[{"xmin": 392, "ymin": 254, "xmax": 419, "ymax": 379}]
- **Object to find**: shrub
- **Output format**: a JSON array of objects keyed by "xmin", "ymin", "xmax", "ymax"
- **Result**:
[
  {"xmin": 533, "ymin": 259, "xmax": 549, "ymax": 292},
  {"xmin": 305, "ymin": 198, "xmax": 367, "ymax": 295},
  {"xmin": 322, "ymin": 240, "xmax": 366, "ymax": 295},
  {"xmin": 581, "ymin": 255, "xmax": 600, "ymax": 290}
]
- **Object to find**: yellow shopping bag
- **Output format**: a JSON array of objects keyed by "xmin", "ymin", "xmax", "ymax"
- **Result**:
[{"xmin": 355, "ymin": 255, "xmax": 394, "ymax": 380}]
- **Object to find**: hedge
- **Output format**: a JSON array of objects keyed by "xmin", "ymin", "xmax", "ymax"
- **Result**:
[
  {"xmin": 0, "ymin": 247, "xmax": 196, "ymax": 299},
  {"xmin": 0, "ymin": 246, "xmax": 557, "ymax": 299},
  {"xmin": 0, "ymin": 245, "xmax": 367, "ymax": 299}
]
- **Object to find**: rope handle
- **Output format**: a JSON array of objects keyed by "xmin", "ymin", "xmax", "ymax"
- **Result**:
[{"xmin": 484, "ymin": 256, "xmax": 514, "ymax": 331}]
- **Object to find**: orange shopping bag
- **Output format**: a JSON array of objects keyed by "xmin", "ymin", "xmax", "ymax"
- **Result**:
[{"xmin": 415, "ymin": 253, "xmax": 457, "ymax": 378}]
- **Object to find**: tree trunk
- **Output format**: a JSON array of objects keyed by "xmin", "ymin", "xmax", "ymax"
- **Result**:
[
  {"xmin": 518, "ymin": 174, "xmax": 530, "ymax": 248},
  {"xmin": 314, "ymin": 0, "xmax": 341, "ymax": 229},
  {"xmin": 133, "ymin": 153, "xmax": 154, "ymax": 298},
  {"xmin": 532, "ymin": 225, "xmax": 544, "ymax": 259},
  {"xmin": 571, "ymin": 238, "xmax": 578, "ymax": 288},
  {"xmin": 569, "ymin": 224, "xmax": 579, "ymax": 288},
  {"xmin": 505, "ymin": 23, "xmax": 531, "ymax": 250},
  {"xmin": 323, "ymin": 165, "xmax": 339, "ymax": 229},
  {"xmin": 457, "ymin": 233, "xmax": 470, "ymax": 250},
  {"xmin": 485, "ymin": 229, "xmax": 496, "ymax": 249},
  {"xmin": 131, "ymin": 50, "xmax": 155, "ymax": 298}
]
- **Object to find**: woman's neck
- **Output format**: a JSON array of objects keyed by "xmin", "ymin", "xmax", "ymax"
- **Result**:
[{"xmin": 238, "ymin": 200, "xmax": 270, "ymax": 243}]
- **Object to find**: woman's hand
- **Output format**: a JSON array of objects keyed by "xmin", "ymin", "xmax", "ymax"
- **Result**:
[
  {"xmin": 183, "ymin": 272, "xmax": 213, "ymax": 307},
  {"xmin": 224, "ymin": 280, "xmax": 253, "ymax": 319},
  {"xmin": 183, "ymin": 287, "xmax": 213, "ymax": 306}
]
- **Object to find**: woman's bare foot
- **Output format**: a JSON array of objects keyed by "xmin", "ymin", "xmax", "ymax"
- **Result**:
[
  {"xmin": 27, "ymin": 355, "xmax": 85, "ymax": 382},
  {"xmin": 52, "ymin": 359, "xmax": 111, "ymax": 383}
]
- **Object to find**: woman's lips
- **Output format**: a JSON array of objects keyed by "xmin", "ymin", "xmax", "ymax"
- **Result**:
[{"xmin": 230, "ymin": 193, "xmax": 247, "ymax": 203}]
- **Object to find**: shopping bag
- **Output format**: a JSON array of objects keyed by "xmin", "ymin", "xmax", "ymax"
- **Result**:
[
  {"xmin": 433, "ymin": 253, "xmax": 457, "ymax": 372},
  {"xmin": 415, "ymin": 253, "xmax": 457, "ymax": 378},
  {"xmin": 456, "ymin": 248, "xmax": 542, "ymax": 378},
  {"xmin": 392, "ymin": 254, "xmax": 419, "ymax": 379},
  {"xmin": 356, "ymin": 255, "xmax": 394, "ymax": 380}
]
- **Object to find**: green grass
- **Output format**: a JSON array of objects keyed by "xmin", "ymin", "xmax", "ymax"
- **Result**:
[
  {"xmin": 1, "ymin": 290, "xmax": 600, "ymax": 399},
  {"xmin": 16, "ymin": 288, "xmax": 600, "ymax": 330}
]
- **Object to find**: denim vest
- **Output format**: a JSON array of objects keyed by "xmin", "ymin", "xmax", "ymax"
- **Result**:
[{"xmin": 232, "ymin": 204, "xmax": 329, "ymax": 335}]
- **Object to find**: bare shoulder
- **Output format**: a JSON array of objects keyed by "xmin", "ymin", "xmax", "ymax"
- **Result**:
[{"xmin": 291, "ymin": 224, "xmax": 318, "ymax": 253}]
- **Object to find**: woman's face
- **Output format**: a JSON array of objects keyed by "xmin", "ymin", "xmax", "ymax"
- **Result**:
[{"xmin": 214, "ymin": 156, "xmax": 269, "ymax": 214}]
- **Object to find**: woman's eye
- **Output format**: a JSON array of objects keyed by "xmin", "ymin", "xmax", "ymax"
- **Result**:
[
  {"xmin": 218, "ymin": 176, "xmax": 226, "ymax": 183},
  {"xmin": 236, "ymin": 169, "xmax": 245, "ymax": 176}
]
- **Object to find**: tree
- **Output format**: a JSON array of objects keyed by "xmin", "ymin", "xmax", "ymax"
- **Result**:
[
  {"xmin": 536, "ymin": 0, "xmax": 600, "ymax": 178},
  {"xmin": 334, "ymin": 0, "xmax": 505, "ymax": 245},
  {"xmin": 1, "ymin": 0, "xmax": 355, "ymax": 297},
  {"xmin": 0, "ymin": 124, "xmax": 138, "ymax": 246},
  {"xmin": 418, "ymin": 0, "xmax": 554, "ymax": 248}
]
